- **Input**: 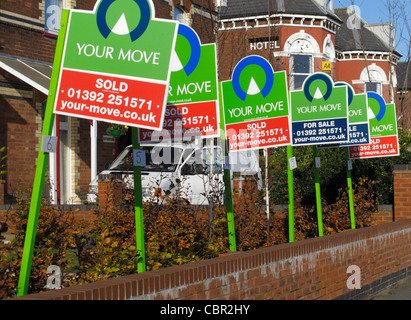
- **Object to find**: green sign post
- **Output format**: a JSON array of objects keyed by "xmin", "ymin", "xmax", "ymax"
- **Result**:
[
  {"xmin": 17, "ymin": 0, "xmax": 178, "ymax": 296},
  {"xmin": 336, "ymin": 82, "xmax": 369, "ymax": 230},
  {"xmin": 218, "ymin": 82, "xmax": 236, "ymax": 252},
  {"xmin": 220, "ymin": 55, "xmax": 292, "ymax": 243},
  {"xmin": 16, "ymin": 10, "xmax": 70, "ymax": 297},
  {"xmin": 287, "ymin": 145, "xmax": 295, "ymax": 242},
  {"xmin": 290, "ymin": 72, "xmax": 349, "ymax": 237},
  {"xmin": 317, "ymin": 82, "xmax": 370, "ymax": 230}
]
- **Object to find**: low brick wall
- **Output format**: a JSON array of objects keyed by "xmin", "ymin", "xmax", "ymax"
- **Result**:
[
  {"xmin": 394, "ymin": 164, "xmax": 411, "ymax": 221},
  {"xmin": 13, "ymin": 220, "xmax": 411, "ymax": 300},
  {"xmin": 374, "ymin": 205, "xmax": 394, "ymax": 225}
]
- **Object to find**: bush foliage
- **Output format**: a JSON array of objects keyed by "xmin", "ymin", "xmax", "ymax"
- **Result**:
[
  {"xmin": 265, "ymin": 128, "xmax": 411, "ymax": 205},
  {"xmin": 0, "ymin": 171, "xmax": 378, "ymax": 299},
  {"xmin": 3, "ymin": 127, "xmax": 409, "ymax": 299}
]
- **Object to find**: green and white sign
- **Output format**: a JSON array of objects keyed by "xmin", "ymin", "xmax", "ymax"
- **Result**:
[
  {"xmin": 336, "ymin": 82, "xmax": 370, "ymax": 147},
  {"xmin": 140, "ymin": 24, "xmax": 219, "ymax": 142},
  {"xmin": 221, "ymin": 55, "xmax": 291, "ymax": 152},
  {"xmin": 318, "ymin": 82, "xmax": 370, "ymax": 149},
  {"xmin": 168, "ymin": 25, "xmax": 217, "ymax": 105},
  {"xmin": 53, "ymin": 0, "xmax": 178, "ymax": 130},
  {"xmin": 290, "ymin": 72, "xmax": 349, "ymax": 146},
  {"xmin": 349, "ymin": 92, "xmax": 399, "ymax": 159}
]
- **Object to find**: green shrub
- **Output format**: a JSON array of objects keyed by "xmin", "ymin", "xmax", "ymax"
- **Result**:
[{"xmin": 0, "ymin": 172, "xmax": 377, "ymax": 299}]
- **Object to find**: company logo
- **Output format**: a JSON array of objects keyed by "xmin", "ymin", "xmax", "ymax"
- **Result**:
[
  {"xmin": 171, "ymin": 24, "xmax": 201, "ymax": 76},
  {"xmin": 232, "ymin": 55, "xmax": 274, "ymax": 101},
  {"xmin": 96, "ymin": 0, "xmax": 151, "ymax": 42},
  {"xmin": 367, "ymin": 91, "xmax": 386, "ymax": 121},
  {"xmin": 347, "ymin": 5, "xmax": 362, "ymax": 30},
  {"xmin": 335, "ymin": 81, "xmax": 354, "ymax": 106},
  {"xmin": 303, "ymin": 73, "xmax": 333, "ymax": 102}
]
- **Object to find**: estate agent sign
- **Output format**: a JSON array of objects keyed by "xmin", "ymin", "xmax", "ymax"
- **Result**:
[
  {"xmin": 221, "ymin": 55, "xmax": 291, "ymax": 152},
  {"xmin": 318, "ymin": 82, "xmax": 370, "ymax": 149},
  {"xmin": 335, "ymin": 82, "xmax": 370, "ymax": 147},
  {"xmin": 290, "ymin": 73, "xmax": 349, "ymax": 146},
  {"xmin": 18, "ymin": 0, "xmax": 178, "ymax": 297},
  {"xmin": 140, "ymin": 24, "xmax": 219, "ymax": 142},
  {"xmin": 53, "ymin": 0, "xmax": 178, "ymax": 130},
  {"xmin": 349, "ymin": 92, "xmax": 399, "ymax": 159}
]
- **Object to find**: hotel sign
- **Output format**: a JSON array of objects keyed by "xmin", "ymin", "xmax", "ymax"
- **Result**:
[{"xmin": 249, "ymin": 37, "xmax": 281, "ymax": 51}]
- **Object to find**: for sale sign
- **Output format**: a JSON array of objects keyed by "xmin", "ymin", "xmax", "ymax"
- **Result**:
[
  {"xmin": 53, "ymin": 0, "xmax": 178, "ymax": 130},
  {"xmin": 336, "ymin": 82, "xmax": 370, "ymax": 147},
  {"xmin": 318, "ymin": 82, "xmax": 370, "ymax": 149},
  {"xmin": 221, "ymin": 55, "xmax": 291, "ymax": 152},
  {"xmin": 349, "ymin": 92, "xmax": 399, "ymax": 159},
  {"xmin": 290, "ymin": 73, "xmax": 349, "ymax": 146},
  {"xmin": 139, "ymin": 24, "xmax": 219, "ymax": 142}
]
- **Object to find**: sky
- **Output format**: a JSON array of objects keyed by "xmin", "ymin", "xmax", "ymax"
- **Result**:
[{"xmin": 335, "ymin": 0, "xmax": 411, "ymax": 60}]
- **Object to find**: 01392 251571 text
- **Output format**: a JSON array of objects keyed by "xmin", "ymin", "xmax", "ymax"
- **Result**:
[
  {"xmin": 54, "ymin": 69, "xmax": 167, "ymax": 129},
  {"xmin": 226, "ymin": 116, "xmax": 291, "ymax": 151}
]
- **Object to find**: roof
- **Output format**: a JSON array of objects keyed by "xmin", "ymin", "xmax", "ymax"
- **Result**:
[
  {"xmin": 0, "ymin": 54, "xmax": 52, "ymax": 94},
  {"xmin": 397, "ymin": 61, "xmax": 411, "ymax": 91},
  {"xmin": 334, "ymin": 8, "xmax": 401, "ymax": 56},
  {"xmin": 219, "ymin": 0, "xmax": 342, "ymax": 22}
]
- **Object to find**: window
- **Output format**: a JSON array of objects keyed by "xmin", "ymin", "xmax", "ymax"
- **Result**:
[
  {"xmin": 365, "ymin": 82, "xmax": 381, "ymax": 95},
  {"xmin": 358, "ymin": 64, "xmax": 386, "ymax": 96},
  {"xmin": 59, "ymin": 115, "xmax": 71, "ymax": 204},
  {"xmin": 202, "ymin": 147, "xmax": 223, "ymax": 174},
  {"xmin": 290, "ymin": 54, "xmax": 312, "ymax": 90},
  {"xmin": 181, "ymin": 147, "xmax": 223, "ymax": 175},
  {"xmin": 323, "ymin": 35, "xmax": 335, "ymax": 62}
]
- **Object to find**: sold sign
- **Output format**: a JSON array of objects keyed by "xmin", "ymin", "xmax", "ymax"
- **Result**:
[
  {"xmin": 53, "ymin": 0, "xmax": 178, "ymax": 130},
  {"xmin": 349, "ymin": 92, "xmax": 399, "ymax": 159},
  {"xmin": 139, "ymin": 24, "xmax": 219, "ymax": 142},
  {"xmin": 221, "ymin": 55, "xmax": 291, "ymax": 152}
]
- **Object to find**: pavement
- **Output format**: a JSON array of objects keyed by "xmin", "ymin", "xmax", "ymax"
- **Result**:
[{"xmin": 371, "ymin": 275, "xmax": 411, "ymax": 300}]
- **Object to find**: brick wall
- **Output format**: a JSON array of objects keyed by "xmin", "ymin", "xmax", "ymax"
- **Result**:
[
  {"xmin": 12, "ymin": 219, "xmax": 411, "ymax": 300},
  {"xmin": 394, "ymin": 164, "xmax": 411, "ymax": 221},
  {"xmin": 374, "ymin": 205, "xmax": 394, "ymax": 225},
  {"xmin": 0, "ymin": 70, "xmax": 42, "ymax": 194}
]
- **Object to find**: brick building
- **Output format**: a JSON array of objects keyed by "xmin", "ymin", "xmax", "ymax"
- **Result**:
[
  {"xmin": 0, "ymin": 0, "xmax": 404, "ymax": 206},
  {"xmin": 217, "ymin": 0, "xmax": 401, "ymax": 104},
  {"xmin": 0, "ymin": 0, "xmax": 218, "ymax": 204}
]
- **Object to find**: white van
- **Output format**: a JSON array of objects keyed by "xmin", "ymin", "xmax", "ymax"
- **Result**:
[{"xmin": 87, "ymin": 141, "xmax": 262, "ymax": 206}]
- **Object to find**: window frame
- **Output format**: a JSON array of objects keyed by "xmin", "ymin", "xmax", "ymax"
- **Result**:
[{"xmin": 289, "ymin": 54, "xmax": 313, "ymax": 90}]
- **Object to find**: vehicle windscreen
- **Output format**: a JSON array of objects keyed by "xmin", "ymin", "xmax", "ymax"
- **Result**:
[
  {"xmin": 142, "ymin": 145, "xmax": 182, "ymax": 172},
  {"xmin": 108, "ymin": 146, "xmax": 182, "ymax": 173}
]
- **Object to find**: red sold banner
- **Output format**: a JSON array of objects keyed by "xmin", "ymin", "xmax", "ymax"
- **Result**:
[
  {"xmin": 54, "ymin": 69, "xmax": 167, "ymax": 130},
  {"xmin": 226, "ymin": 116, "xmax": 290, "ymax": 152},
  {"xmin": 349, "ymin": 135, "xmax": 399, "ymax": 159},
  {"xmin": 139, "ymin": 100, "xmax": 218, "ymax": 142}
]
